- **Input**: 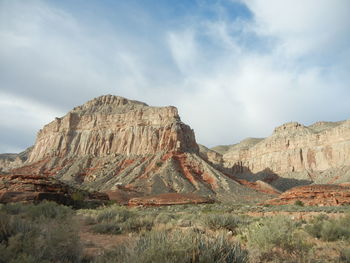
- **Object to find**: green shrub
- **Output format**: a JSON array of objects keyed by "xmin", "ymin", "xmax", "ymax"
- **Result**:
[
  {"xmin": 71, "ymin": 191, "xmax": 86, "ymax": 201},
  {"xmin": 305, "ymin": 213, "xmax": 350, "ymax": 241},
  {"xmin": 202, "ymin": 213, "xmax": 245, "ymax": 233},
  {"xmin": 320, "ymin": 220, "xmax": 350, "ymax": 241},
  {"xmin": 340, "ymin": 247, "xmax": 350, "ymax": 263},
  {"xmin": 246, "ymin": 215, "xmax": 312, "ymax": 260},
  {"xmin": 0, "ymin": 203, "xmax": 25, "ymax": 215},
  {"xmin": 294, "ymin": 200, "xmax": 304, "ymax": 206},
  {"xmin": 95, "ymin": 230, "xmax": 248, "ymax": 263},
  {"xmin": 122, "ymin": 216, "xmax": 154, "ymax": 232},
  {"xmin": 0, "ymin": 203, "xmax": 82, "ymax": 263},
  {"xmin": 304, "ymin": 214, "xmax": 328, "ymax": 239},
  {"xmin": 84, "ymin": 216, "xmax": 97, "ymax": 225},
  {"xmin": 96, "ymin": 205, "xmax": 133, "ymax": 223},
  {"xmin": 27, "ymin": 201, "xmax": 72, "ymax": 220},
  {"xmin": 155, "ymin": 213, "xmax": 177, "ymax": 224},
  {"xmin": 96, "ymin": 209, "xmax": 119, "ymax": 223},
  {"xmin": 91, "ymin": 223, "xmax": 122, "ymax": 235}
]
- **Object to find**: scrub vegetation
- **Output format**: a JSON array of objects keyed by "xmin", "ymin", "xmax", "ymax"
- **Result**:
[{"xmin": 1, "ymin": 202, "xmax": 350, "ymax": 262}]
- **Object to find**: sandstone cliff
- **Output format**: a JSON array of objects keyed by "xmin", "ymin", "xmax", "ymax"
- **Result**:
[
  {"xmin": 7, "ymin": 95, "xmax": 269, "ymax": 203},
  {"xmin": 28, "ymin": 95, "xmax": 198, "ymax": 163},
  {"xmin": 0, "ymin": 147, "xmax": 32, "ymax": 173},
  {"xmin": 218, "ymin": 120, "xmax": 350, "ymax": 187}
]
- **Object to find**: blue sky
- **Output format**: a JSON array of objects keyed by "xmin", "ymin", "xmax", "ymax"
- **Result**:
[{"xmin": 0, "ymin": 0, "xmax": 349, "ymax": 152}]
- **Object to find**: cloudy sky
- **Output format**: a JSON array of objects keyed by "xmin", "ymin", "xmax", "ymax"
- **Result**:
[{"xmin": 0, "ymin": 0, "xmax": 349, "ymax": 153}]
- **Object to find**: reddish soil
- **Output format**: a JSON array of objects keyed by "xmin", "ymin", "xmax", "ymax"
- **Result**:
[
  {"xmin": 104, "ymin": 188, "xmax": 142, "ymax": 205},
  {"xmin": 265, "ymin": 184, "xmax": 350, "ymax": 206}
]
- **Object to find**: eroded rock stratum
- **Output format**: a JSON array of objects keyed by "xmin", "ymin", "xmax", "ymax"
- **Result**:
[
  {"xmin": 1, "ymin": 95, "xmax": 268, "ymax": 203},
  {"xmin": 2, "ymin": 95, "xmax": 349, "ymax": 205}
]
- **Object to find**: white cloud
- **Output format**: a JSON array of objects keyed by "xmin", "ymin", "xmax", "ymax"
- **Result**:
[
  {"xmin": 0, "ymin": 0, "xmax": 349, "ymax": 152},
  {"xmin": 241, "ymin": 0, "xmax": 350, "ymax": 57},
  {"xmin": 166, "ymin": 1, "xmax": 350, "ymax": 145},
  {"xmin": 0, "ymin": 93, "xmax": 63, "ymax": 130}
]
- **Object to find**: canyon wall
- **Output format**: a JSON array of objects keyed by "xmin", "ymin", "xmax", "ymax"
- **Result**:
[
  {"xmin": 7, "ymin": 95, "xmax": 268, "ymax": 202},
  {"xmin": 28, "ymin": 95, "xmax": 198, "ymax": 163},
  {"xmin": 222, "ymin": 121, "xmax": 350, "ymax": 175}
]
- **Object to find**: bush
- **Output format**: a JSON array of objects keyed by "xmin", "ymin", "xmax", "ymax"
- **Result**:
[
  {"xmin": 84, "ymin": 216, "xmax": 97, "ymax": 225},
  {"xmin": 0, "ymin": 203, "xmax": 25, "ymax": 215},
  {"xmin": 304, "ymin": 214, "xmax": 329, "ymax": 239},
  {"xmin": 246, "ymin": 215, "xmax": 312, "ymax": 261},
  {"xmin": 294, "ymin": 200, "xmax": 304, "ymax": 206},
  {"xmin": 155, "ymin": 213, "xmax": 177, "ymax": 224},
  {"xmin": 88, "ymin": 206, "xmax": 155, "ymax": 235},
  {"xmin": 96, "ymin": 205, "xmax": 134, "ymax": 223},
  {"xmin": 27, "ymin": 201, "xmax": 73, "ymax": 220},
  {"xmin": 95, "ymin": 229, "xmax": 248, "ymax": 263},
  {"xmin": 305, "ymin": 213, "xmax": 350, "ymax": 241},
  {"xmin": 122, "ymin": 216, "xmax": 154, "ymax": 232},
  {"xmin": 91, "ymin": 223, "xmax": 122, "ymax": 235},
  {"xmin": 340, "ymin": 248, "xmax": 350, "ymax": 263},
  {"xmin": 71, "ymin": 191, "xmax": 86, "ymax": 201},
  {"xmin": 0, "ymin": 203, "xmax": 82, "ymax": 263},
  {"xmin": 202, "ymin": 214, "xmax": 244, "ymax": 232}
]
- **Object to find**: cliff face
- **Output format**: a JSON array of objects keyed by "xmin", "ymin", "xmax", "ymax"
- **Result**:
[
  {"xmin": 28, "ymin": 95, "xmax": 198, "ymax": 163},
  {"xmin": 221, "ymin": 121, "xmax": 350, "ymax": 181},
  {"xmin": 7, "ymin": 95, "xmax": 269, "ymax": 203},
  {"xmin": 0, "ymin": 147, "xmax": 32, "ymax": 173}
]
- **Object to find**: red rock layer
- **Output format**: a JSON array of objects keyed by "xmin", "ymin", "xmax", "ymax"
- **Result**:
[
  {"xmin": 266, "ymin": 184, "xmax": 350, "ymax": 206},
  {"xmin": 0, "ymin": 173, "xmax": 108, "ymax": 204}
]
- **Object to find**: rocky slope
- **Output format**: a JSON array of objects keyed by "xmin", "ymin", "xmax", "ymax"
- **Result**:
[
  {"xmin": 0, "ymin": 147, "xmax": 32, "ymax": 173},
  {"xmin": 265, "ymin": 184, "xmax": 350, "ymax": 206},
  {"xmin": 0, "ymin": 173, "xmax": 108, "ymax": 204},
  {"xmin": 216, "ymin": 121, "xmax": 350, "ymax": 188},
  {"xmin": 4, "ymin": 95, "xmax": 269, "ymax": 203}
]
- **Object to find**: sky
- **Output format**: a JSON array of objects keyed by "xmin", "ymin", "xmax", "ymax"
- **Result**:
[{"xmin": 0, "ymin": 0, "xmax": 349, "ymax": 153}]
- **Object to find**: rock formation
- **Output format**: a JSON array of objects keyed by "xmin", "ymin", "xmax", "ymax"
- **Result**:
[
  {"xmin": 217, "ymin": 121, "xmax": 350, "ymax": 188},
  {"xmin": 0, "ymin": 173, "xmax": 108, "ymax": 204},
  {"xmin": 28, "ymin": 95, "xmax": 198, "ymax": 163},
  {"xmin": 4, "ymin": 95, "xmax": 270, "ymax": 203},
  {"xmin": 265, "ymin": 184, "xmax": 350, "ymax": 206},
  {"xmin": 0, "ymin": 147, "xmax": 32, "ymax": 173}
]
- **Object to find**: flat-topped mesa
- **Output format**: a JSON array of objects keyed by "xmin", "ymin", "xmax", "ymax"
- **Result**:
[{"xmin": 28, "ymin": 95, "xmax": 198, "ymax": 163}]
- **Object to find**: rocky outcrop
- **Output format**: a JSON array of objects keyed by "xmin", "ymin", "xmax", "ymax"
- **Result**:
[
  {"xmin": 265, "ymin": 184, "xmax": 350, "ymax": 206},
  {"xmin": 28, "ymin": 95, "xmax": 198, "ymax": 163},
  {"xmin": 5, "ymin": 95, "xmax": 271, "ymax": 203},
  {"xmin": 0, "ymin": 173, "xmax": 109, "ymax": 204},
  {"xmin": 221, "ymin": 121, "xmax": 350, "ymax": 185},
  {"xmin": 0, "ymin": 147, "xmax": 32, "ymax": 173}
]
